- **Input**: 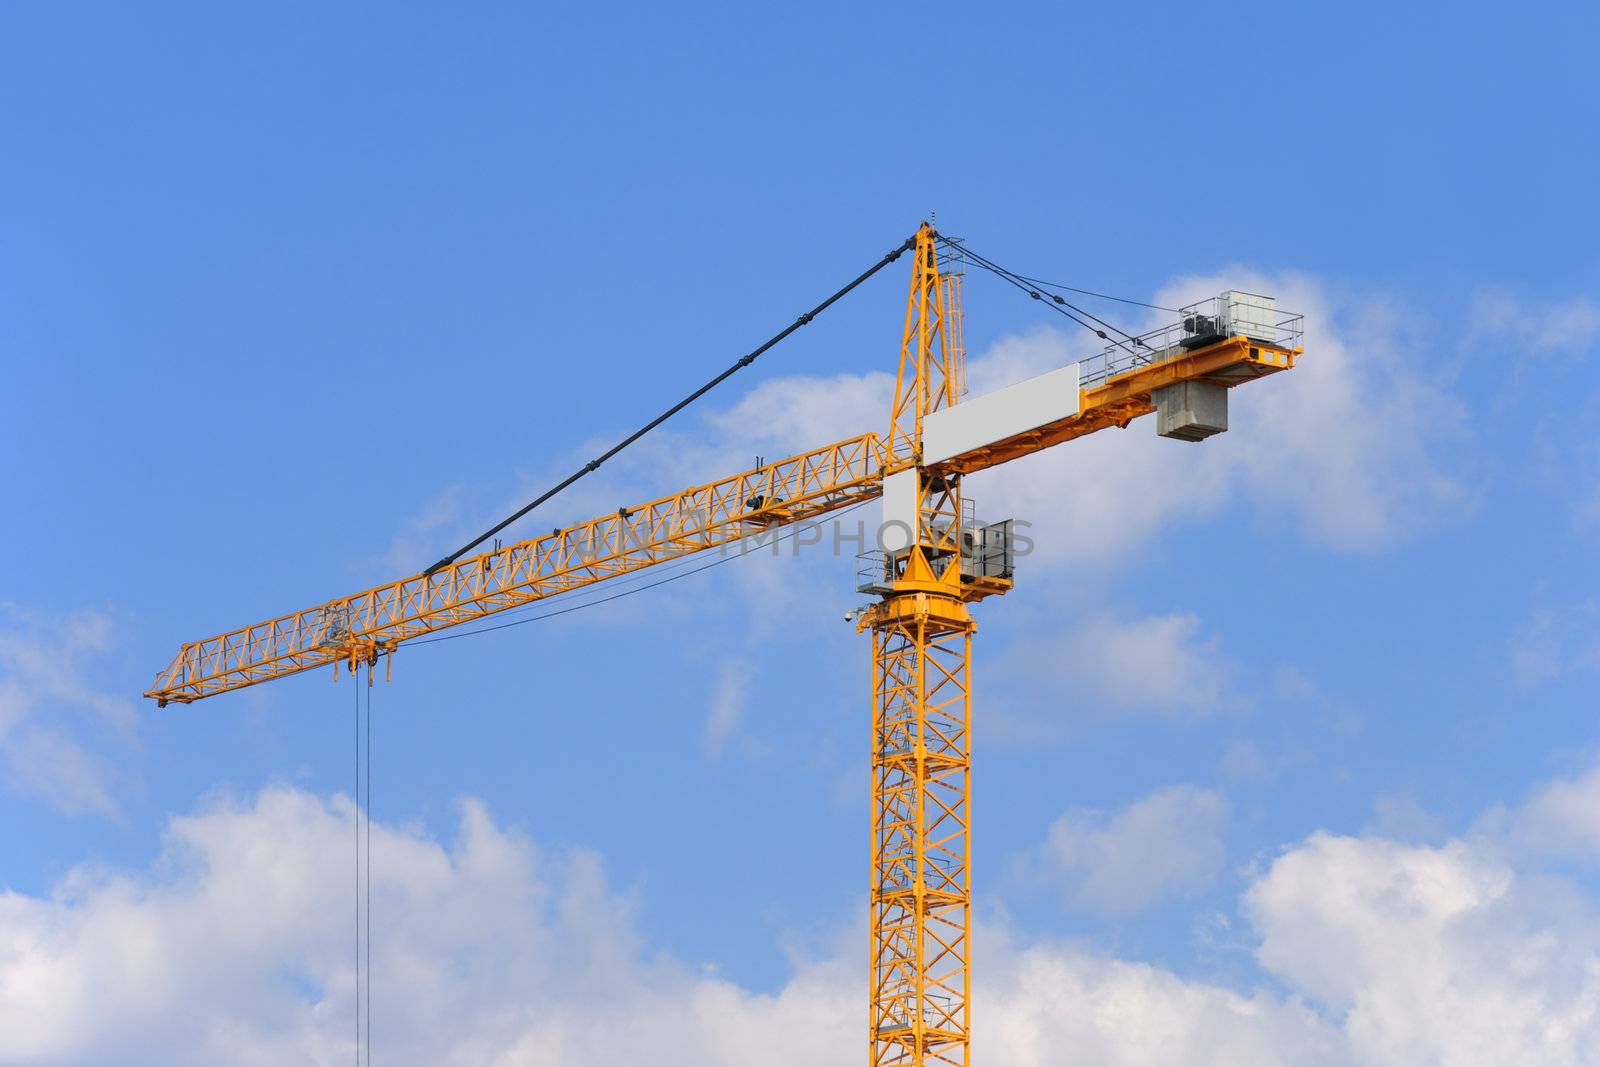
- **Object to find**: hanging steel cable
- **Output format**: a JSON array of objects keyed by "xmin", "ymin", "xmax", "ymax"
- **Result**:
[
  {"xmin": 352, "ymin": 676, "xmax": 361, "ymax": 1066},
  {"xmin": 364, "ymin": 679, "xmax": 371, "ymax": 1066},
  {"xmin": 935, "ymin": 236, "xmax": 1149, "ymax": 353},
  {"xmin": 1005, "ymin": 271, "xmax": 1178, "ymax": 313}
]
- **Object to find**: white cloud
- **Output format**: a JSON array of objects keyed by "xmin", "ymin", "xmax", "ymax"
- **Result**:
[
  {"xmin": 1507, "ymin": 603, "xmax": 1600, "ymax": 687},
  {"xmin": 1471, "ymin": 291, "xmax": 1600, "ymax": 356},
  {"xmin": 0, "ymin": 786, "xmax": 855, "ymax": 1067},
  {"xmin": 6, "ymin": 767, "xmax": 1600, "ymax": 1065},
  {"xmin": 1509, "ymin": 610, "xmax": 1564, "ymax": 686},
  {"xmin": 1517, "ymin": 761, "xmax": 1600, "ymax": 859},
  {"xmin": 1010, "ymin": 612, "xmax": 1236, "ymax": 720},
  {"xmin": 979, "ymin": 929, "xmax": 1344, "ymax": 1066},
  {"xmin": 1367, "ymin": 793, "xmax": 1447, "ymax": 843},
  {"xmin": 1246, "ymin": 831, "xmax": 1600, "ymax": 1066},
  {"xmin": 1477, "ymin": 757, "xmax": 1600, "ymax": 863},
  {"xmin": 1219, "ymin": 738, "xmax": 1315, "ymax": 785},
  {"xmin": 371, "ymin": 484, "xmax": 466, "ymax": 575},
  {"xmin": 1160, "ymin": 271, "xmax": 1466, "ymax": 551},
  {"xmin": 706, "ymin": 369, "xmax": 894, "ymax": 456},
  {"xmin": 702, "ymin": 658, "xmax": 749, "ymax": 758},
  {"xmin": 1033, "ymin": 785, "xmax": 1231, "ymax": 914},
  {"xmin": 0, "ymin": 608, "xmax": 133, "ymax": 818}
]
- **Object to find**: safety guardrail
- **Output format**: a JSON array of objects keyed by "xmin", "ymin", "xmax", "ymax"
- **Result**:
[{"xmin": 1077, "ymin": 293, "xmax": 1304, "ymax": 388}]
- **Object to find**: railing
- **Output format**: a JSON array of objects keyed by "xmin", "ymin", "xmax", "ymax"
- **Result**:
[
  {"xmin": 1077, "ymin": 292, "xmax": 1305, "ymax": 389},
  {"xmin": 856, "ymin": 511, "xmax": 1013, "ymax": 593},
  {"xmin": 857, "ymin": 550, "xmax": 895, "ymax": 595}
]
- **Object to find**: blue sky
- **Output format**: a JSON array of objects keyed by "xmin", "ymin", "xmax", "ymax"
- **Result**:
[{"xmin": 3, "ymin": 3, "xmax": 1599, "ymax": 1064}]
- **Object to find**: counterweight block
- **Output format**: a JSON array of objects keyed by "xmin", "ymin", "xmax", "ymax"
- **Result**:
[{"xmin": 1154, "ymin": 379, "xmax": 1229, "ymax": 442}]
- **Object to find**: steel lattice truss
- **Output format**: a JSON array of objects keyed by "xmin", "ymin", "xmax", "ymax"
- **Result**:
[
  {"xmin": 147, "ymin": 432, "xmax": 896, "ymax": 703},
  {"xmin": 871, "ymin": 602, "xmax": 973, "ymax": 1067}
]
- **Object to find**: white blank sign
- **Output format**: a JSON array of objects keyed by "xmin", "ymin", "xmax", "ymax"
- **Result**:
[{"xmin": 922, "ymin": 363, "xmax": 1081, "ymax": 467}]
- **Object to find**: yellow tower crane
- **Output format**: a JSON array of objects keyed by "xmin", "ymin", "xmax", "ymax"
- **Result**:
[{"xmin": 146, "ymin": 223, "xmax": 1301, "ymax": 1067}]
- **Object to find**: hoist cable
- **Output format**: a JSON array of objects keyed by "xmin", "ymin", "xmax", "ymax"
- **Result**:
[
  {"xmin": 955, "ymin": 249, "xmax": 1138, "ymax": 354},
  {"xmin": 423, "ymin": 235, "xmax": 918, "ymax": 576},
  {"xmin": 364, "ymin": 677, "xmax": 371, "ymax": 1066},
  {"xmin": 1004, "ymin": 272, "xmax": 1178, "ymax": 314},
  {"xmin": 944, "ymin": 238, "xmax": 1145, "ymax": 349},
  {"xmin": 352, "ymin": 675, "xmax": 361, "ymax": 1067},
  {"xmin": 352, "ymin": 673, "xmax": 372, "ymax": 1065}
]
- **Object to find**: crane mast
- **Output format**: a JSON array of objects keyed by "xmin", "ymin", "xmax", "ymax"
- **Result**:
[
  {"xmin": 865, "ymin": 227, "xmax": 979, "ymax": 1065},
  {"xmin": 145, "ymin": 223, "xmax": 1302, "ymax": 1067}
]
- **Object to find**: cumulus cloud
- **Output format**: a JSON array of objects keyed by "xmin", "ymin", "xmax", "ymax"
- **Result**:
[
  {"xmin": 979, "ymin": 929, "xmax": 1344, "ymax": 1066},
  {"xmin": 370, "ymin": 485, "xmax": 467, "ymax": 575},
  {"xmin": 1219, "ymin": 737, "xmax": 1316, "ymax": 786},
  {"xmin": 1155, "ymin": 271, "xmax": 1466, "ymax": 551},
  {"xmin": 1004, "ymin": 612, "xmax": 1237, "ymax": 722},
  {"xmin": 0, "ymin": 608, "xmax": 133, "ymax": 817},
  {"xmin": 702, "ymin": 658, "xmax": 749, "ymax": 758},
  {"xmin": 1476, "ymin": 757, "xmax": 1600, "ymax": 863},
  {"xmin": 1507, "ymin": 603, "xmax": 1600, "ymax": 687},
  {"xmin": 1031, "ymin": 785, "xmax": 1231, "ymax": 914},
  {"xmin": 706, "ymin": 369, "xmax": 894, "ymax": 456},
  {"xmin": 1515, "ymin": 760, "xmax": 1600, "ymax": 859},
  {"xmin": 5, "ymin": 768, "xmax": 1600, "ymax": 1065},
  {"xmin": 1470, "ymin": 291, "xmax": 1600, "ymax": 357},
  {"xmin": 0, "ymin": 786, "xmax": 854, "ymax": 1067},
  {"xmin": 1246, "ymin": 832, "xmax": 1600, "ymax": 1066}
]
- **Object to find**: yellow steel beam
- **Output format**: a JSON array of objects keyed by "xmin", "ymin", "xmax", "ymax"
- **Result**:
[
  {"xmin": 868, "ymin": 226, "xmax": 974, "ymax": 1067},
  {"xmin": 868, "ymin": 589, "xmax": 973, "ymax": 1067},
  {"xmin": 887, "ymin": 226, "xmax": 959, "ymax": 464},
  {"xmin": 929, "ymin": 336, "xmax": 1300, "ymax": 477},
  {"xmin": 145, "ymin": 431, "xmax": 896, "ymax": 705}
]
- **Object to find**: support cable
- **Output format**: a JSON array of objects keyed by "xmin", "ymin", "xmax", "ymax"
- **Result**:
[
  {"xmin": 424, "ymin": 236, "xmax": 918, "ymax": 575},
  {"xmin": 935, "ymin": 237, "xmax": 1148, "ymax": 353},
  {"xmin": 944, "ymin": 237, "xmax": 1144, "ymax": 347},
  {"xmin": 1004, "ymin": 273, "xmax": 1178, "ymax": 314},
  {"xmin": 352, "ymin": 671, "xmax": 373, "ymax": 1065}
]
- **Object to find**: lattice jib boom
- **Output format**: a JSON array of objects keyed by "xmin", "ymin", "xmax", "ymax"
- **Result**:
[{"xmin": 146, "ymin": 432, "xmax": 899, "ymax": 705}]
